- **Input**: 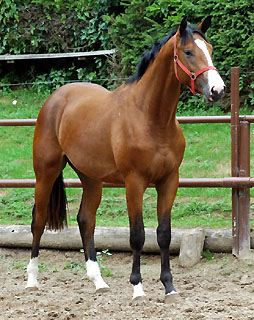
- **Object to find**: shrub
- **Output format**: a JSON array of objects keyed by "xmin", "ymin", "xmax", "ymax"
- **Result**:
[
  {"xmin": 107, "ymin": 0, "xmax": 254, "ymax": 108},
  {"xmin": 0, "ymin": 0, "xmax": 253, "ymax": 108}
]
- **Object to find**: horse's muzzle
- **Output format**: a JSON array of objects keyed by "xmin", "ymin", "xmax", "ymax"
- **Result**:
[{"xmin": 209, "ymin": 85, "xmax": 225, "ymax": 102}]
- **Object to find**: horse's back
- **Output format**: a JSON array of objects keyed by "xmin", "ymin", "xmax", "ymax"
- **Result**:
[{"xmin": 35, "ymin": 82, "xmax": 109, "ymax": 133}]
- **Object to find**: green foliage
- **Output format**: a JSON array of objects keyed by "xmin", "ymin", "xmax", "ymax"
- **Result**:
[
  {"xmin": 63, "ymin": 261, "xmax": 86, "ymax": 272},
  {"xmin": 202, "ymin": 249, "xmax": 214, "ymax": 261},
  {"xmin": 38, "ymin": 262, "xmax": 49, "ymax": 272},
  {"xmin": 0, "ymin": 0, "xmax": 253, "ymax": 106},
  {"xmin": 107, "ymin": 0, "xmax": 254, "ymax": 106},
  {"xmin": 0, "ymin": 0, "xmax": 118, "ymax": 54},
  {"xmin": 0, "ymin": 189, "xmax": 34, "ymax": 224},
  {"xmin": 0, "ymin": 0, "xmax": 120, "ymax": 88},
  {"xmin": 173, "ymin": 200, "xmax": 226, "ymax": 218},
  {"xmin": 12, "ymin": 259, "xmax": 27, "ymax": 271},
  {"xmin": 104, "ymin": 0, "xmax": 153, "ymax": 76}
]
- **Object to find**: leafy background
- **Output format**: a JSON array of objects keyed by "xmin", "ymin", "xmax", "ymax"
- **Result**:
[{"xmin": 0, "ymin": 0, "xmax": 253, "ymax": 107}]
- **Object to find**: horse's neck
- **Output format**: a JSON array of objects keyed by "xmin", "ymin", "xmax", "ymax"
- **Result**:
[{"xmin": 135, "ymin": 40, "xmax": 180, "ymax": 128}]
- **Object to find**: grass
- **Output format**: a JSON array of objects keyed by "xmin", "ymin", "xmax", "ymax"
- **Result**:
[
  {"xmin": 63, "ymin": 261, "xmax": 86, "ymax": 272},
  {"xmin": 202, "ymin": 249, "xmax": 215, "ymax": 261},
  {"xmin": 0, "ymin": 87, "xmax": 254, "ymax": 229}
]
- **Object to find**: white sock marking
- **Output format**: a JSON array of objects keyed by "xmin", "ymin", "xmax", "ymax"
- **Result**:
[
  {"xmin": 132, "ymin": 282, "xmax": 146, "ymax": 300},
  {"xmin": 194, "ymin": 39, "xmax": 225, "ymax": 91},
  {"xmin": 26, "ymin": 257, "xmax": 39, "ymax": 288},
  {"xmin": 86, "ymin": 260, "xmax": 109, "ymax": 291}
]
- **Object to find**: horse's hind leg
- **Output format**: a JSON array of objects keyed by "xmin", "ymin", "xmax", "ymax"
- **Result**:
[
  {"xmin": 26, "ymin": 152, "xmax": 66, "ymax": 289},
  {"xmin": 75, "ymin": 171, "xmax": 109, "ymax": 292}
]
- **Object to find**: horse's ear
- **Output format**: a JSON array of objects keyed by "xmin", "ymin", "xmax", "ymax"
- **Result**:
[
  {"xmin": 179, "ymin": 17, "xmax": 188, "ymax": 36},
  {"xmin": 198, "ymin": 16, "xmax": 212, "ymax": 34}
]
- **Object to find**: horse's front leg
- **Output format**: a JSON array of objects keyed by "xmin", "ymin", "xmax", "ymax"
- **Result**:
[
  {"xmin": 156, "ymin": 172, "xmax": 180, "ymax": 303},
  {"xmin": 125, "ymin": 173, "xmax": 146, "ymax": 301}
]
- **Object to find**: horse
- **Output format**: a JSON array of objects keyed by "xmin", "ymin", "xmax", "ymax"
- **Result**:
[{"xmin": 26, "ymin": 17, "xmax": 225, "ymax": 303}]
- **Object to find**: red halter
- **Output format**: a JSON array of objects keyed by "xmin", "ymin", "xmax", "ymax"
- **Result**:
[{"xmin": 173, "ymin": 34, "xmax": 216, "ymax": 95}]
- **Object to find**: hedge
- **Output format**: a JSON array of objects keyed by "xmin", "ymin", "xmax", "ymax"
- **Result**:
[{"xmin": 0, "ymin": 0, "xmax": 253, "ymax": 107}]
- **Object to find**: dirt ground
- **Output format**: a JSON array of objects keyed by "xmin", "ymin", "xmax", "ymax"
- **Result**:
[{"xmin": 1, "ymin": 247, "xmax": 254, "ymax": 320}]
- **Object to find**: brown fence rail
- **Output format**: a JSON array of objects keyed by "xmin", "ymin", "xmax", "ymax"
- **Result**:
[
  {"xmin": 0, "ymin": 67, "xmax": 253, "ymax": 258},
  {"xmin": 1, "ymin": 115, "xmax": 254, "ymax": 126},
  {"xmin": 1, "ymin": 177, "xmax": 254, "ymax": 189}
]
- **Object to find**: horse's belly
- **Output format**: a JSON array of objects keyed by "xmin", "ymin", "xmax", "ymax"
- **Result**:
[
  {"xmin": 61, "ymin": 131, "xmax": 124, "ymax": 183},
  {"xmin": 101, "ymin": 171, "xmax": 125, "ymax": 184},
  {"xmin": 64, "ymin": 144, "xmax": 122, "ymax": 182}
]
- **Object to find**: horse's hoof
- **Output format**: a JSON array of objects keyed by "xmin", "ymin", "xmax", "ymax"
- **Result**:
[
  {"xmin": 132, "ymin": 295, "xmax": 146, "ymax": 305},
  {"xmin": 25, "ymin": 286, "xmax": 39, "ymax": 291},
  {"xmin": 96, "ymin": 286, "xmax": 110, "ymax": 294},
  {"xmin": 164, "ymin": 291, "xmax": 180, "ymax": 304}
]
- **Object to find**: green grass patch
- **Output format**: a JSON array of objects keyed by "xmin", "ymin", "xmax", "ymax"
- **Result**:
[
  {"xmin": 0, "ymin": 189, "xmax": 34, "ymax": 224},
  {"xmin": 202, "ymin": 249, "xmax": 215, "ymax": 261},
  {"xmin": 1, "ymin": 88, "xmax": 254, "ymax": 228},
  {"xmin": 63, "ymin": 261, "xmax": 86, "ymax": 272}
]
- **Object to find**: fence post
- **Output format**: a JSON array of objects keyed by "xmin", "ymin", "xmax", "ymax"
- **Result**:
[
  {"xmin": 231, "ymin": 67, "xmax": 240, "ymax": 256},
  {"xmin": 231, "ymin": 67, "xmax": 253, "ymax": 258},
  {"xmin": 238, "ymin": 120, "xmax": 251, "ymax": 257}
]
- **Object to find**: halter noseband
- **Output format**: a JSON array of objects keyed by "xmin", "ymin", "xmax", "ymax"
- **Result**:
[{"xmin": 173, "ymin": 34, "xmax": 216, "ymax": 95}]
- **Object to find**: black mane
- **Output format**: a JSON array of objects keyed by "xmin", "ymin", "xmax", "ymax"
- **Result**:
[{"xmin": 126, "ymin": 25, "xmax": 207, "ymax": 84}]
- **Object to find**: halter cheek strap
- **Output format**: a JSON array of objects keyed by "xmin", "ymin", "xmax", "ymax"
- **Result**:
[{"xmin": 173, "ymin": 34, "xmax": 216, "ymax": 95}]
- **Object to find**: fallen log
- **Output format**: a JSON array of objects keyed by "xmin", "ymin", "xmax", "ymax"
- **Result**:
[{"xmin": 1, "ymin": 225, "xmax": 251, "ymax": 254}]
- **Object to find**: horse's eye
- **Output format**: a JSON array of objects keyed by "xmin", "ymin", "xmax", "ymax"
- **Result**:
[{"xmin": 184, "ymin": 50, "xmax": 192, "ymax": 57}]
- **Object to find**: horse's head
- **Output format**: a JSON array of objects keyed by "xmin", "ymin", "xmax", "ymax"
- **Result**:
[{"xmin": 174, "ymin": 17, "xmax": 225, "ymax": 102}]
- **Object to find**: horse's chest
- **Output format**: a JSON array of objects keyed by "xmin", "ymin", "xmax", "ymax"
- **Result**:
[
  {"xmin": 148, "ymin": 147, "xmax": 180, "ymax": 178},
  {"xmin": 126, "ymin": 141, "xmax": 183, "ymax": 182},
  {"xmin": 112, "ymin": 119, "xmax": 185, "ymax": 181}
]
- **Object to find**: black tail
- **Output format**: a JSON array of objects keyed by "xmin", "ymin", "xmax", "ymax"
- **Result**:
[{"xmin": 47, "ymin": 172, "xmax": 67, "ymax": 230}]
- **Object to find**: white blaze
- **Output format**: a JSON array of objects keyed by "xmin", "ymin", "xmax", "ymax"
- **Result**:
[{"xmin": 194, "ymin": 39, "xmax": 225, "ymax": 91}]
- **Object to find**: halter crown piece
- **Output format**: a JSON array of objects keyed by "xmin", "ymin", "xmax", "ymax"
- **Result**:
[{"xmin": 173, "ymin": 34, "xmax": 216, "ymax": 95}]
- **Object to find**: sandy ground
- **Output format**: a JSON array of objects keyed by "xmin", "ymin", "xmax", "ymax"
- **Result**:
[{"xmin": 1, "ymin": 247, "xmax": 254, "ymax": 320}]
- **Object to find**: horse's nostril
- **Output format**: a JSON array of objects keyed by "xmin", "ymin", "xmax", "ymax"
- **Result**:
[
  {"xmin": 210, "ymin": 85, "xmax": 225, "ymax": 102},
  {"xmin": 211, "ymin": 86, "xmax": 217, "ymax": 98},
  {"xmin": 211, "ymin": 85, "xmax": 225, "ymax": 96}
]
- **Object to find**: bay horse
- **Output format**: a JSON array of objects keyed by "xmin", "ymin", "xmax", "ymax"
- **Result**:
[{"xmin": 26, "ymin": 17, "xmax": 225, "ymax": 303}]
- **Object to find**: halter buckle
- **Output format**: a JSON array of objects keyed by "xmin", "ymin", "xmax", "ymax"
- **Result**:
[
  {"xmin": 174, "ymin": 55, "xmax": 178, "ymax": 62},
  {"xmin": 191, "ymin": 73, "xmax": 196, "ymax": 80}
]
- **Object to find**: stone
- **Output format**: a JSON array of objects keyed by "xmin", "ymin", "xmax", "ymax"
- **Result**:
[{"xmin": 179, "ymin": 228, "xmax": 205, "ymax": 268}]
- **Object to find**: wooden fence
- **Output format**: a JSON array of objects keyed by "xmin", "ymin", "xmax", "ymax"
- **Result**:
[{"xmin": 0, "ymin": 67, "xmax": 253, "ymax": 258}]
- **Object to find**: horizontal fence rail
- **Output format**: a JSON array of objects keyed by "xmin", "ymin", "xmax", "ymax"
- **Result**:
[
  {"xmin": 178, "ymin": 115, "xmax": 254, "ymax": 124},
  {"xmin": 0, "ymin": 115, "xmax": 253, "ymax": 190},
  {"xmin": 2, "ymin": 115, "xmax": 254, "ymax": 127},
  {"xmin": 1, "ymin": 177, "xmax": 254, "ymax": 189},
  {"xmin": 0, "ymin": 49, "xmax": 116, "ymax": 61}
]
